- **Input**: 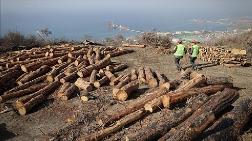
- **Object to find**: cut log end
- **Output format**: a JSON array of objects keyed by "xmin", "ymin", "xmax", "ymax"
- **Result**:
[
  {"xmin": 18, "ymin": 106, "xmax": 27, "ymax": 115},
  {"xmin": 21, "ymin": 65, "xmax": 28, "ymax": 73},
  {"xmin": 46, "ymin": 75, "xmax": 54, "ymax": 83},
  {"xmin": 116, "ymin": 90, "xmax": 128, "ymax": 101},
  {"xmin": 144, "ymin": 104, "xmax": 154, "ymax": 113},
  {"xmin": 162, "ymin": 95, "xmax": 171, "ymax": 108},
  {"xmin": 80, "ymin": 96, "xmax": 89, "ymax": 102}
]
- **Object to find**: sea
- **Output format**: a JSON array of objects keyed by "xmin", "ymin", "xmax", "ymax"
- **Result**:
[{"xmin": 1, "ymin": 0, "xmax": 252, "ymax": 41}]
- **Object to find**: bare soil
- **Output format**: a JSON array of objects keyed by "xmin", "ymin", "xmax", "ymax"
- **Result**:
[{"xmin": 0, "ymin": 47, "xmax": 251, "ymax": 141}]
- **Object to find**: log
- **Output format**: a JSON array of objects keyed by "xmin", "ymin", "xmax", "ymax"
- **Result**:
[
  {"xmin": 109, "ymin": 74, "xmax": 124, "ymax": 86},
  {"xmin": 77, "ymin": 108, "xmax": 146, "ymax": 141},
  {"xmin": 18, "ymin": 65, "xmax": 50, "ymax": 85},
  {"xmin": 122, "ymin": 43, "xmax": 146, "ymax": 48},
  {"xmin": 176, "ymin": 72, "xmax": 206, "ymax": 92},
  {"xmin": 112, "ymin": 63, "xmax": 127, "ymax": 72},
  {"xmin": 144, "ymin": 67, "xmax": 158, "ymax": 88},
  {"xmin": 123, "ymin": 94, "xmax": 209, "ymax": 141},
  {"xmin": 4, "ymin": 75, "xmax": 47, "ymax": 95},
  {"xmin": 16, "ymin": 81, "xmax": 61, "ymax": 115},
  {"xmin": 155, "ymin": 71, "xmax": 169, "ymax": 87},
  {"xmin": 60, "ymin": 72, "xmax": 78, "ymax": 83},
  {"xmin": 74, "ymin": 78, "xmax": 93, "ymax": 92},
  {"xmin": 104, "ymin": 70, "xmax": 116, "ymax": 81},
  {"xmin": 89, "ymin": 69, "xmax": 98, "ymax": 83},
  {"xmin": 64, "ymin": 67, "xmax": 77, "ymax": 76},
  {"xmin": 200, "ymin": 98, "xmax": 252, "ymax": 141},
  {"xmin": 162, "ymin": 84, "xmax": 227, "ymax": 108},
  {"xmin": 130, "ymin": 69, "xmax": 138, "ymax": 81},
  {"xmin": 60, "ymin": 84, "xmax": 78, "ymax": 100},
  {"xmin": 57, "ymin": 55, "xmax": 68, "ymax": 64},
  {"xmin": 97, "ymin": 88, "xmax": 170, "ymax": 126},
  {"xmin": 112, "ymin": 75, "xmax": 131, "ymax": 98},
  {"xmin": 158, "ymin": 88, "xmax": 239, "ymax": 141},
  {"xmin": 57, "ymin": 82, "xmax": 71, "ymax": 98},
  {"xmin": 21, "ymin": 57, "xmax": 59, "ymax": 72},
  {"xmin": 94, "ymin": 54, "xmax": 111, "ymax": 69},
  {"xmin": 97, "ymin": 69, "xmax": 105, "ymax": 78},
  {"xmin": 108, "ymin": 49, "xmax": 134, "ymax": 57},
  {"xmin": 54, "ymin": 72, "xmax": 66, "ymax": 82},
  {"xmin": 74, "ymin": 55, "xmax": 84, "ymax": 66},
  {"xmin": 46, "ymin": 62, "xmax": 71, "ymax": 82},
  {"xmin": 144, "ymin": 85, "xmax": 226, "ymax": 113},
  {"xmin": 88, "ymin": 55, "xmax": 95, "ymax": 65},
  {"xmin": 138, "ymin": 67, "xmax": 146, "ymax": 83},
  {"xmin": 0, "ymin": 65, "xmax": 22, "ymax": 85},
  {"xmin": 94, "ymin": 76, "xmax": 110, "ymax": 88},
  {"xmin": 87, "ymin": 48, "xmax": 94, "ymax": 58},
  {"xmin": 77, "ymin": 65, "xmax": 96, "ymax": 78},
  {"xmin": 0, "ymin": 83, "xmax": 47, "ymax": 103},
  {"xmin": 115, "ymin": 80, "xmax": 139, "ymax": 101},
  {"xmin": 94, "ymin": 48, "xmax": 101, "ymax": 61},
  {"xmin": 68, "ymin": 48, "xmax": 87, "ymax": 58}
]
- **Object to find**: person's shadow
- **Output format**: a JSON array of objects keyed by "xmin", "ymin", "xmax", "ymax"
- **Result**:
[{"xmin": 0, "ymin": 123, "xmax": 16, "ymax": 141}]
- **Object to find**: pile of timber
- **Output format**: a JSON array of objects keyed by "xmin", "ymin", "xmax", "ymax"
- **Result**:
[
  {"xmin": 0, "ymin": 44, "xmax": 134, "ymax": 115},
  {"xmin": 199, "ymin": 46, "xmax": 251, "ymax": 67},
  {"xmin": 122, "ymin": 43, "xmax": 146, "ymax": 48},
  {"xmin": 74, "ymin": 69, "xmax": 251, "ymax": 141}
]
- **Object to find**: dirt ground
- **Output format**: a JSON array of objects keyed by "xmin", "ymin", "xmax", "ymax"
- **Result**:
[{"xmin": 0, "ymin": 47, "xmax": 252, "ymax": 141}]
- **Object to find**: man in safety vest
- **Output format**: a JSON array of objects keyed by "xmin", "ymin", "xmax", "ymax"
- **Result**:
[
  {"xmin": 174, "ymin": 40, "xmax": 187, "ymax": 71},
  {"xmin": 189, "ymin": 39, "xmax": 200, "ymax": 70}
]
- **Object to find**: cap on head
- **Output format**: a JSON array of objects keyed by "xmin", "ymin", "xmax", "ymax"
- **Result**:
[
  {"xmin": 191, "ymin": 39, "xmax": 197, "ymax": 43},
  {"xmin": 177, "ymin": 40, "xmax": 182, "ymax": 44}
]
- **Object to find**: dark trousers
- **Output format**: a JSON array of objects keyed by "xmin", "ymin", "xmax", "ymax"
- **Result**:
[
  {"xmin": 174, "ymin": 57, "xmax": 182, "ymax": 70},
  {"xmin": 190, "ymin": 57, "xmax": 197, "ymax": 69}
]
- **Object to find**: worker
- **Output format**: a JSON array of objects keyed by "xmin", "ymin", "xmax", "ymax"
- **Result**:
[
  {"xmin": 173, "ymin": 40, "xmax": 187, "ymax": 71},
  {"xmin": 189, "ymin": 39, "xmax": 200, "ymax": 70}
]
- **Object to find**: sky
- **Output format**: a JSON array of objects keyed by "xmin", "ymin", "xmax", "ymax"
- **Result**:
[{"xmin": 1, "ymin": 0, "xmax": 252, "ymax": 39}]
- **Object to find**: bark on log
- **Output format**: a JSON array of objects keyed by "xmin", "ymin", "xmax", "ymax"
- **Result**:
[
  {"xmin": 112, "ymin": 64, "xmax": 128, "ymax": 72},
  {"xmin": 77, "ymin": 65, "xmax": 96, "ymax": 78},
  {"xmin": 64, "ymin": 67, "xmax": 77, "ymax": 76},
  {"xmin": 145, "ymin": 67, "xmax": 158, "ymax": 88},
  {"xmin": 57, "ymin": 82, "xmax": 71, "ymax": 98},
  {"xmin": 115, "ymin": 80, "xmax": 139, "ymax": 101},
  {"xmin": 74, "ymin": 78, "xmax": 93, "ymax": 92},
  {"xmin": 158, "ymin": 88, "xmax": 239, "ymax": 141},
  {"xmin": 54, "ymin": 72, "xmax": 66, "ymax": 82},
  {"xmin": 0, "ymin": 83, "xmax": 47, "ymax": 103},
  {"xmin": 0, "ymin": 65, "xmax": 22, "ymax": 85},
  {"xmin": 144, "ymin": 85, "xmax": 226, "ymax": 113},
  {"xmin": 97, "ymin": 88, "xmax": 170, "ymax": 126},
  {"xmin": 60, "ymin": 72, "xmax": 78, "ymax": 83},
  {"xmin": 4, "ymin": 75, "xmax": 47, "ymax": 95},
  {"xmin": 46, "ymin": 62, "xmax": 71, "ymax": 82},
  {"xmin": 60, "ymin": 84, "xmax": 78, "ymax": 100},
  {"xmin": 104, "ymin": 70, "xmax": 116, "ymax": 81},
  {"xmin": 90, "ymin": 69, "xmax": 98, "ymax": 83},
  {"xmin": 74, "ymin": 55, "xmax": 84, "ymax": 66},
  {"xmin": 18, "ymin": 65, "xmax": 50, "ymax": 85},
  {"xmin": 200, "ymin": 98, "xmax": 252, "ymax": 141},
  {"xmin": 94, "ymin": 76, "xmax": 109, "ymax": 88},
  {"xmin": 57, "ymin": 55, "xmax": 68, "ymax": 64},
  {"xmin": 206, "ymin": 76, "xmax": 233, "ymax": 86},
  {"xmin": 123, "ymin": 94, "xmax": 209, "ymax": 141},
  {"xmin": 21, "ymin": 57, "xmax": 59, "ymax": 72},
  {"xmin": 109, "ymin": 74, "xmax": 124, "ymax": 86},
  {"xmin": 77, "ymin": 108, "xmax": 146, "ymax": 141},
  {"xmin": 16, "ymin": 81, "xmax": 61, "ymax": 115},
  {"xmin": 112, "ymin": 75, "xmax": 131, "ymax": 98},
  {"xmin": 162, "ymin": 85, "xmax": 227, "ymax": 108},
  {"xmin": 138, "ymin": 67, "xmax": 146, "ymax": 83}
]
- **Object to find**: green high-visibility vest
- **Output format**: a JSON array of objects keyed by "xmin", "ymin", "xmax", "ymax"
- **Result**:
[
  {"xmin": 174, "ymin": 44, "xmax": 185, "ymax": 57},
  {"xmin": 191, "ymin": 45, "xmax": 200, "ymax": 57}
]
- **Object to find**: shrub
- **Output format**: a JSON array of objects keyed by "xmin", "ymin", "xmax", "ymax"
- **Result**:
[{"xmin": 137, "ymin": 32, "xmax": 172, "ymax": 48}]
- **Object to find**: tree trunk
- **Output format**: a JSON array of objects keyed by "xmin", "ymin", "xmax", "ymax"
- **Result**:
[
  {"xmin": 21, "ymin": 57, "xmax": 59, "ymax": 72},
  {"xmin": 90, "ymin": 69, "xmax": 98, "ymax": 83},
  {"xmin": 112, "ymin": 75, "xmax": 131, "ymax": 98},
  {"xmin": 77, "ymin": 65, "xmax": 96, "ymax": 78},
  {"xmin": 109, "ymin": 74, "xmax": 124, "ymax": 86},
  {"xmin": 94, "ymin": 76, "xmax": 110, "ymax": 88},
  {"xmin": 97, "ymin": 88, "xmax": 170, "ymax": 126},
  {"xmin": 75, "ymin": 78, "xmax": 93, "ymax": 92},
  {"xmin": 18, "ymin": 65, "xmax": 50, "ymax": 85},
  {"xmin": 200, "ymin": 98, "xmax": 252, "ymax": 141},
  {"xmin": 112, "ymin": 64, "xmax": 128, "ymax": 72},
  {"xmin": 57, "ymin": 55, "xmax": 68, "ymax": 64},
  {"xmin": 60, "ymin": 84, "xmax": 78, "ymax": 101},
  {"xmin": 77, "ymin": 108, "xmax": 146, "ymax": 141},
  {"xmin": 159, "ymin": 88, "xmax": 239, "ymax": 141},
  {"xmin": 104, "ymin": 70, "xmax": 116, "ymax": 81},
  {"xmin": 162, "ymin": 85, "xmax": 227, "ymax": 108},
  {"xmin": 115, "ymin": 80, "xmax": 139, "ymax": 101},
  {"xmin": 60, "ymin": 72, "xmax": 78, "ymax": 83},
  {"xmin": 145, "ymin": 67, "xmax": 158, "ymax": 88},
  {"xmin": 57, "ymin": 82, "xmax": 71, "ymax": 98},
  {"xmin": 206, "ymin": 76, "xmax": 233, "ymax": 86},
  {"xmin": 16, "ymin": 81, "xmax": 61, "ymax": 115},
  {"xmin": 155, "ymin": 71, "xmax": 169, "ymax": 87},
  {"xmin": 46, "ymin": 62, "xmax": 71, "ymax": 82},
  {"xmin": 0, "ymin": 83, "xmax": 47, "ymax": 103},
  {"xmin": 123, "ymin": 94, "xmax": 209, "ymax": 141}
]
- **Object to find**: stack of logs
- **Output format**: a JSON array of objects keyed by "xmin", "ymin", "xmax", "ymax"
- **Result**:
[
  {"xmin": 199, "ymin": 46, "xmax": 251, "ymax": 67},
  {"xmin": 74, "ymin": 68, "xmax": 252, "ymax": 141},
  {"xmin": 0, "ymin": 44, "xmax": 134, "ymax": 115}
]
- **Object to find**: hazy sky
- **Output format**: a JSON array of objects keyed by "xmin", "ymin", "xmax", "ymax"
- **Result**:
[{"xmin": 1, "ymin": 0, "xmax": 252, "ymax": 39}]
